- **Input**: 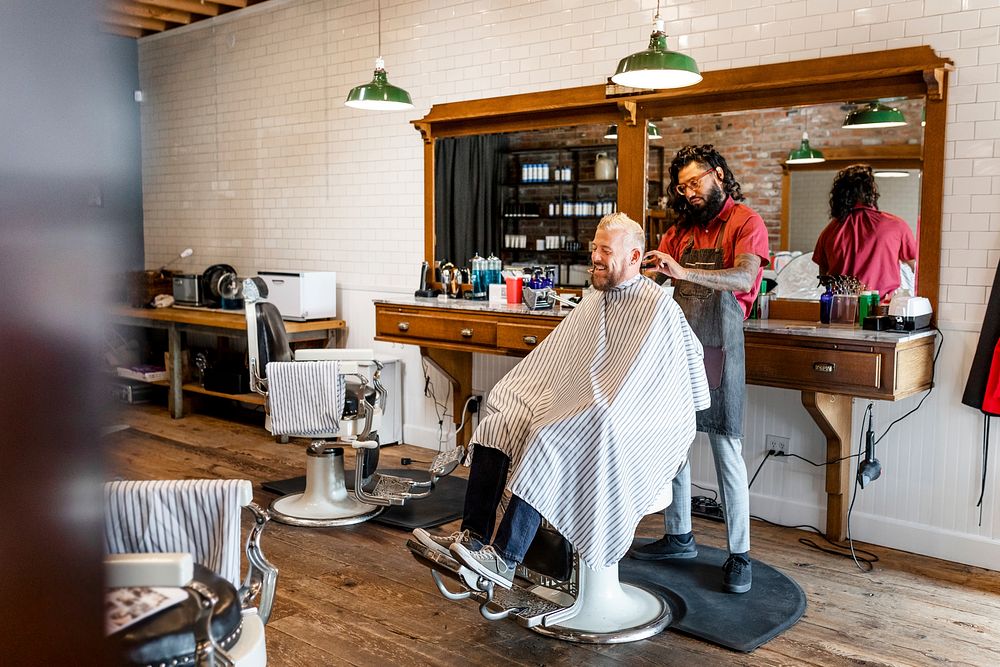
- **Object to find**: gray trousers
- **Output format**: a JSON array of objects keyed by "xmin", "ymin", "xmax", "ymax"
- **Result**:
[{"xmin": 663, "ymin": 432, "xmax": 750, "ymax": 554}]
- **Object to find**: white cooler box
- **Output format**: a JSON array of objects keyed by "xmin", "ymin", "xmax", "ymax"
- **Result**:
[{"xmin": 257, "ymin": 270, "xmax": 337, "ymax": 321}]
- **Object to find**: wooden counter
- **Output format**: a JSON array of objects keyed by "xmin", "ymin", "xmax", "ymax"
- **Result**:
[
  {"xmin": 375, "ymin": 297, "xmax": 935, "ymax": 541},
  {"xmin": 112, "ymin": 305, "xmax": 346, "ymax": 418}
]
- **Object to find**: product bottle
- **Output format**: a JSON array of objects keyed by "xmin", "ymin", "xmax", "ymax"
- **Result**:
[
  {"xmin": 487, "ymin": 253, "xmax": 502, "ymax": 286},
  {"xmin": 819, "ymin": 281, "xmax": 833, "ymax": 324},
  {"xmin": 470, "ymin": 253, "xmax": 486, "ymax": 300}
]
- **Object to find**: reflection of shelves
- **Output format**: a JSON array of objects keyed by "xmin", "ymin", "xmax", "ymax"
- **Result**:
[{"xmin": 505, "ymin": 216, "xmax": 605, "ymax": 222}]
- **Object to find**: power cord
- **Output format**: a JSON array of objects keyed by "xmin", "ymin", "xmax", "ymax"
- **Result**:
[{"xmin": 421, "ymin": 359, "xmax": 452, "ymax": 452}]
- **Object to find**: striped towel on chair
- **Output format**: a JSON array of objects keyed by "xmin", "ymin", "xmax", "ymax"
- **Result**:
[
  {"xmin": 104, "ymin": 479, "xmax": 245, "ymax": 587},
  {"xmin": 266, "ymin": 360, "xmax": 344, "ymax": 436}
]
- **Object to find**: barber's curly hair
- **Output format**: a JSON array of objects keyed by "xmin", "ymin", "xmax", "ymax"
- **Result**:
[
  {"xmin": 830, "ymin": 164, "xmax": 879, "ymax": 221},
  {"xmin": 668, "ymin": 144, "xmax": 744, "ymax": 219}
]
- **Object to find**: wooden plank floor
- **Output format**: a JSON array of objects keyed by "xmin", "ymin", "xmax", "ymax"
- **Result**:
[{"xmin": 106, "ymin": 403, "xmax": 1000, "ymax": 666}]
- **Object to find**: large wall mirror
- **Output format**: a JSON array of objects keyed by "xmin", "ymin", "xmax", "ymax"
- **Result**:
[
  {"xmin": 643, "ymin": 97, "xmax": 926, "ymax": 301},
  {"xmin": 434, "ymin": 123, "xmax": 666, "ymax": 287},
  {"xmin": 415, "ymin": 46, "xmax": 951, "ymax": 314}
]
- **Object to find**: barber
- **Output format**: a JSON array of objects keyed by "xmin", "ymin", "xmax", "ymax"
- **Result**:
[
  {"xmin": 814, "ymin": 163, "xmax": 917, "ymax": 302},
  {"xmin": 635, "ymin": 144, "xmax": 769, "ymax": 595}
]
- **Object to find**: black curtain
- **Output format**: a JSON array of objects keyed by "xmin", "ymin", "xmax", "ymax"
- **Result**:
[{"xmin": 434, "ymin": 134, "xmax": 508, "ymax": 267}]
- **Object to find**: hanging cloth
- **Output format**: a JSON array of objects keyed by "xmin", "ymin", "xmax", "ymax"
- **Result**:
[{"xmin": 962, "ymin": 259, "xmax": 1000, "ymax": 525}]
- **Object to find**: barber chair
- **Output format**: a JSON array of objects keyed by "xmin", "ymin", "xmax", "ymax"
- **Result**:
[
  {"xmin": 243, "ymin": 278, "xmax": 463, "ymax": 527},
  {"xmin": 104, "ymin": 479, "xmax": 277, "ymax": 666},
  {"xmin": 406, "ymin": 489, "xmax": 675, "ymax": 644}
]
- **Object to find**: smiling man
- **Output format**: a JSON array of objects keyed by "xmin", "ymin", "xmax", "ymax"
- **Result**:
[
  {"xmin": 638, "ymin": 144, "xmax": 770, "ymax": 594},
  {"xmin": 413, "ymin": 213, "xmax": 710, "ymax": 591}
]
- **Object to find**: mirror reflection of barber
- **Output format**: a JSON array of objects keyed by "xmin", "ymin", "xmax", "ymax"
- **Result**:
[
  {"xmin": 637, "ymin": 145, "xmax": 770, "ymax": 595},
  {"xmin": 813, "ymin": 164, "xmax": 917, "ymax": 302}
]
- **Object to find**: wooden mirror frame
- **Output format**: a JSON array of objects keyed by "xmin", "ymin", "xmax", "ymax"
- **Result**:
[{"xmin": 413, "ymin": 46, "xmax": 952, "ymax": 316}]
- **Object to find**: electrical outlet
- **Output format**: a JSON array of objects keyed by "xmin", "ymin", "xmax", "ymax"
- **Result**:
[{"xmin": 766, "ymin": 434, "xmax": 789, "ymax": 458}]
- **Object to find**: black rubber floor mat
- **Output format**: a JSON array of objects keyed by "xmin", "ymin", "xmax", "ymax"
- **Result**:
[
  {"xmin": 261, "ymin": 469, "xmax": 466, "ymax": 530},
  {"xmin": 621, "ymin": 539, "xmax": 806, "ymax": 652}
]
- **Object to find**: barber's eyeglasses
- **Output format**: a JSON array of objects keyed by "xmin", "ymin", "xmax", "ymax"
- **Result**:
[{"xmin": 675, "ymin": 167, "xmax": 717, "ymax": 196}]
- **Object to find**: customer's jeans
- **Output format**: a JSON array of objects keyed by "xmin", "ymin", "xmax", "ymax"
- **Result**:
[
  {"xmin": 461, "ymin": 445, "xmax": 542, "ymax": 564},
  {"xmin": 663, "ymin": 432, "xmax": 750, "ymax": 554}
]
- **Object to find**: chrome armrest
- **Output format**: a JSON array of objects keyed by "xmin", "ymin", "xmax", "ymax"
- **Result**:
[
  {"xmin": 247, "ymin": 355, "xmax": 268, "ymax": 397},
  {"xmin": 239, "ymin": 501, "xmax": 278, "ymax": 625}
]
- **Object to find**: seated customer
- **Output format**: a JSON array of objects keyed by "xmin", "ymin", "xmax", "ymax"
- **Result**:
[{"xmin": 413, "ymin": 213, "xmax": 711, "ymax": 589}]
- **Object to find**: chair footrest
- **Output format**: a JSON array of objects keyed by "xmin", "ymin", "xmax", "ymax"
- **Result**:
[
  {"xmin": 406, "ymin": 539, "xmax": 569, "ymax": 628},
  {"xmin": 428, "ymin": 447, "xmax": 464, "ymax": 477},
  {"xmin": 369, "ymin": 473, "xmax": 425, "ymax": 504}
]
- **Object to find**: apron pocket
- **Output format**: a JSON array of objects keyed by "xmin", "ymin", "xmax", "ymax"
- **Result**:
[{"xmin": 703, "ymin": 345, "xmax": 726, "ymax": 390}]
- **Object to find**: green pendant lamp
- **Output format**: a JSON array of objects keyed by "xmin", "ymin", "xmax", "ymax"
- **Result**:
[
  {"xmin": 785, "ymin": 132, "xmax": 825, "ymax": 164},
  {"xmin": 603, "ymin": 123, "xmax": 662, "ymax": 140},
  {"xmin": 345, "ymin": 1, "xmax": 413, "ymax": 111},
  {"xmin": 611, "ymin": 2, "xmax": 701, "ymax": 90},
  {"xmin": 843, "ymin": 101, "xmax": 906, "ymax": 129}
]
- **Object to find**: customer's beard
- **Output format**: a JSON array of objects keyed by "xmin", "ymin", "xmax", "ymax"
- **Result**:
[{"xmin": 682, "ymin": 184, "xmax": 726, "ymax": 227}]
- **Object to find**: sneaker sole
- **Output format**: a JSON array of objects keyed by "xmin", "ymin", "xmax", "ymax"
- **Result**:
[
  {"xmin": 450, "ymin": 543, "xmax": 514, "ymax": 590},
  {"xmin": 724, "ymin": 582, "xmax": 751, "ymax": 594},
  {"xmin": 411, "ymin": 529, "xmax": 454, "ymax": 559},
  {"xmin": 629, "ymin": 548, "xmax": 698, "ymax": 561}
]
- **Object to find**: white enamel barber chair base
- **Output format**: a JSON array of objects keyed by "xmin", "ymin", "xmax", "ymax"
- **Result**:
[
  {"xmin": 228, "ymin": 610, "xmax": 267, "ymax": 667},
  {"xmin": 268, "ymin": 442, "xmax": 383, "ymax": 527},
  {"xmin": 529, "ymin": 564, "xmax": 671, "ymax": 644}
]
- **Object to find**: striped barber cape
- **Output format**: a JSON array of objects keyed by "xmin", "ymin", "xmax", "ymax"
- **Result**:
[{"xmin": 471, "ymin": 275, "xmax": 710, "ymax": 569}]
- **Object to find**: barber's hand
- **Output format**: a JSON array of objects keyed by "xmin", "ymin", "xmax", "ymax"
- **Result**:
[{"xmin": 643, "ymin": 251, "xmax": 687, "ymax": 280}]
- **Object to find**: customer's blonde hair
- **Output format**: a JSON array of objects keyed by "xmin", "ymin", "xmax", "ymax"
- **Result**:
[{"xmin": 597, "ymin": 212, "xmax": 645, "ymax": 253}]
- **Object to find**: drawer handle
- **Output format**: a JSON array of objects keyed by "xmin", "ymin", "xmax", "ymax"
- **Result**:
[
  {"xmin": 397, "ymin": 321, "xmax": 410, "ymax": 332},
  {"xmin": 522, "ymin": 335, "xmax": 538, "ymax": 345},
  {"xmin": 460, "ymin": 328, "xmax": 474, "ymax": 338},
  {"xmin": 813, "ymin": 362, "xmax": 835, "ymax": 373}
]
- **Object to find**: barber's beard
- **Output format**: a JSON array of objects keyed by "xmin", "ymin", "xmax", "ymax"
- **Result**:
[{"xmin": 684, "ymin": 183, "xmax": 726, "ymax": 227}]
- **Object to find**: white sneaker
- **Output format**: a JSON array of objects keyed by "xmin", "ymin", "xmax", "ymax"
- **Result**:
[
  {"xmin": 412, "ymin": 528, "xmax": 476, "ymax": 558},
  {"xmin": 450, "ymin": 543, "xmax": 515, "ymax": 590}
]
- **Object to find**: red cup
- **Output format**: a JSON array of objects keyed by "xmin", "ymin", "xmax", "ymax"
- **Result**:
[{"xmin": 505, "ymin": 276, "xmax": 523, "ymax": 304}]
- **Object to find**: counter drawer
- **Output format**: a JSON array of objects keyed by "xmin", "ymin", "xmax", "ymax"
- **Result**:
[
  {"xmin": 497, "ymin": 322, "xmax": 556, "ymax": 353},
  {"xmin": 376, "ymin": 310, "xmax": 497, "ymax": 347},
  {"xmin": 745, "ymin": 343, "xmax": 882, "ymax": 392}
]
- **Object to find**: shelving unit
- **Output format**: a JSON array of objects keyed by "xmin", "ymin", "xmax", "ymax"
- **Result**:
[{"xmin": 499, "ymin": 144, "xmax": 664, "ymax": 286}]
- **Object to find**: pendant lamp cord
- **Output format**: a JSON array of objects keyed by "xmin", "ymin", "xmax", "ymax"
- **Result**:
[
  {"xmin": 977, "ymin": 414, "xmax": 991, "ymax": 527},
  {"xmin": 377, "ymin": 0, "xmax": 382, "ymax": 60}
]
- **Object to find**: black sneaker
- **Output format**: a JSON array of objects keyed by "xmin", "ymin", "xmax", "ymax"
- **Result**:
[
  {"xmin": 630, "ymin": 533, "xmax": 698, "ymax": 560},
  {"xmin": 723, "ymin": 554, "xmax": 752, "ymax": 594}
]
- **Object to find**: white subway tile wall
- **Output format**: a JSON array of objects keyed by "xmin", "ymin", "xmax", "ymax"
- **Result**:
[
  {"xmin": 138, "ymin": 0, "xmax": 1000, "ymax": 326},
  {"xmin": 138, "ymin": 0, "xmax": 1000, "ymax": 568}
]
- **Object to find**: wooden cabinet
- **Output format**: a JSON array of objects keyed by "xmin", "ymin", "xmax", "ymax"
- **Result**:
[
  {"xmin": 744, "ymin": 326, "xmax": 934, "ymax": 401},
  {"xmin": 375, "ymin": 302, "xmax": 560, "ymax": 356}
]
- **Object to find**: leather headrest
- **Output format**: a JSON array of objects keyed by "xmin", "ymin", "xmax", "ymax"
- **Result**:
[{"xmin": 255, "ymin": 302, "xmax": 292, "ymax": 377}]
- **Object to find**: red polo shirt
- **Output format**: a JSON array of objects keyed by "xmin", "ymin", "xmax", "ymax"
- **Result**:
[
  {"xmin": 657, "ymin": 197, "xmax": 770, "ymax": 320},
  {"xmin": 812, "ymin": 205, "xmax": 917, "ymax": 301}
]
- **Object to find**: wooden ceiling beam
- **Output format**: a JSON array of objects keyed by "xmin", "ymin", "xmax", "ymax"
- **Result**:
[
  {"xmin": 109, "ymin": 0, "xmax": 191, "ymax": 24},
  {"xmin": 135, "ymin": 0, "xmax": 220, "ymax": 17},
  {"xmin": 213, "ymin": 0, "xmax": 248, "ymax": 7},
  {"xmin": 104, "ymin": 10, "xmax": 168, "ymax": 32},
  {"xmin": 101, "ymin": 22, "xmax": 145, "ymax": 38}
]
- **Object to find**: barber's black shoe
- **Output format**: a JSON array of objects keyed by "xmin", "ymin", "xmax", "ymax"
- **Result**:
[
  {"xmin": 723, "ymin": 554, "xmax": 752, "ymax": 594},
  {"xmin": 630, "ymin": 533, "xmax": 698, "ymax": 560}
]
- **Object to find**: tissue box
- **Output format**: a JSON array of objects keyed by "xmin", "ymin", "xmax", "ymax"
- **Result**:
[{"xmin": 488, "ymin": 283, "xmax": 506, "ymax": 303}]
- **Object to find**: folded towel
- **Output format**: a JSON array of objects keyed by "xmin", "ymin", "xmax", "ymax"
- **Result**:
[
  {"xmin": 104, "ymin": 479, "xmax": 245, "ymax": 586},
  {"xmin": 266, "ymin": 360, "xmax": 345, "ymax": 436}
]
